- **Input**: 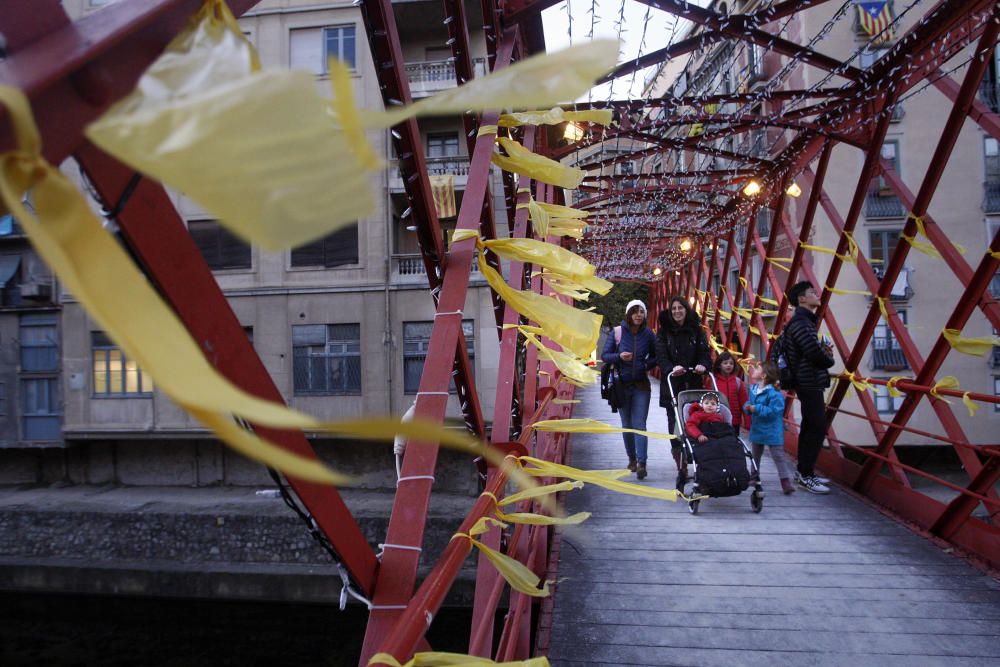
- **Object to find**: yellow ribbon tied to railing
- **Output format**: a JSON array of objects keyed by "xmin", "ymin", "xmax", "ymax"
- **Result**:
[
  {"xmin": 517, "ymin": 456, "xmax": 681, "ymax": 502},
  {"xmin": 516, "ymin": 199, "xmax": 590, "ymax": 240},
  {"xmin": 85, "ymin": 0, "xmax": 616, "ymax": 251},
  {"xmin": 941, "ymin": 328, "xmax": 1000, "ymax": 357},
  {"xmin": 451, "ymin": 235, "xmax": 601, "ymax": 359},
  {"xmin": 840, "ymin": 371, "xmax": 874, "ymax": 392},
  {"xmin": 902, "ymin": 214, "xmax": 966, "ymax": 260},
  {"xmin": 766, "ymin": 257, "xmax": 793, "ymax": 272},
  {"xmin": 0, "ymin": 85, "xmax": 492, "ymax": 486},
  {"xmin": 799, "ymin": 231, "xmax": 859, "ymax": 264},
  {"xmin": 929, "ymin": 375, "xmax": 960, "ymax": 403},
  {"xmin": 507, "ymin": 325, "xmax": 598, "ymax": 386},
  {"xmin": 531, "ymin": 418, "xmax": 675, "ymax": 440},
  {"xmin": 452, "ymin": 517, "xmax": 552, "ymax": 597},
  {"xmin": 825, "ymin": 286, "xmax": 890, "ymax": 319},
  {"xmin": 483, "ymin": 483, "xmax": 591, "ymax": 526},
  {"xmin": 492, "ymin": 137, "xmax": 584, "ymax": 189},
  {"xmin": 369, "ymin": 652, "xmax": 550, "ymax": 667},
  {"xmin": 962, "ymin": 392, "xmax": 979, "ymax": 417},
  {"xmin": 499, "ymin": 107, "xmax": 614, "ymax": 128},
  {"xmin": 886, "ymin": 376, "xmax": 908, "ymax": 398}
]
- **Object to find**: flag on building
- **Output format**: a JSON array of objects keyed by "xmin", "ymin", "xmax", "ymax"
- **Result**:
[
  {"xmin": 855, "ymin": 1, "xmax": 894, "ymax": 45},
  {"xmin": 429, "ymin": 174, "xmax": 456, "ymax": 218}
]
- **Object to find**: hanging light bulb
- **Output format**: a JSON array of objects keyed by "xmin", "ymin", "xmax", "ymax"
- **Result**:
[
  {"xmin": 743, "ymin": 180, "xmax": 762, "ymax": 196},
  {"xmin": 653, "ymin": 267, "xmax": 662, "ymax": 276},
  {"xmin": 785, "ymin": 182, "xmax": 802, "ymax": 197},
  {"xmin": 679, "ymin": 238, "xmax": 693, "ymax": 252}
]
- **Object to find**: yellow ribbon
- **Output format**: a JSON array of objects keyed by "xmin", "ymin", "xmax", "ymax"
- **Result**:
[
  {"xmin": 942, "ymin": 328, "xmax": 999, "ymax": 356},
  {"xmin": 518, "ymin": 456, "xmax": 681, "ymax": 502},
  {"xmin": 840, "ymin": 371, "xmax": 874, "ymax": 392},
  {"xmin": 0, "ymin": 85, "xmax": 501, "ymax": 487},
  {"xmin": 518, "ymin": 329, "xmax": 599, "ymax": 386},
  {"xmin": 498, "ymin": 107, "xmax": 614, "ymax": 128},
  {"xmin": 452, "ymin": 517, "xmax": 552, "ymax": 597},
  {"xmin": 476, "ymin": 124, "xmax": 500, "ymax": 137},
  {"xmin": 929, "ymin": 375, "xmax": 960, "ymax": 403},
  {"xmin": 886, "ymin": 376, "xmax": 908, "ymax": 397},
  {"xmin": 766, "ymin": 258, "xmax": 791, "ymax": 272},
  {"xmin": 530, "ymin": 418, "xmax": 675, "ymax": 440},
  {"xmin": 799, "ymin": 231, "xmax": 858, "ymax": 263},
  {"xmin": 962, "ymin": 392, "xmax": 979, "ymax": 417},
  {"xmin": 492, "ymin": 137, "xmax": 584, "ymax": 189}
]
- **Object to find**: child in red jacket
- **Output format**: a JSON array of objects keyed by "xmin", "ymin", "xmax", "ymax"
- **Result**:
[
  {"xmin": 707, "ymin": 351, "xmax": 750, "ymax": 432},
  {"xmin": 686, "ymin": 392, "xmax": 728, "ymax": 443}
]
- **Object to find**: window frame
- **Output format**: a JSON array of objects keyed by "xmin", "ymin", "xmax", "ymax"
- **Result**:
[
  {"xmin": 92, "ymin": 331, "xmax": 155, "ymax": 397},
  {"xmin": 426, "ymin": 132, "xmax": 461, "ymax": 158},
  {"xmin": 403, "ymin": 320, "xmax": 474, "ymax": 394},
  {"xmin": 187, "ymin": 219, "xmax": 252, "ymax": 272},
  {"xmin": 871, "ymin": 381, "xmax": 905, "ymax": 414},
  {"xmin": 292, "ymin": 324, "xmax": 362, "ymax": 396},
  {"xmin": 19, "ymin": 314, "xmax": 61, "ymax": 440},
  {"xmin": 289, "ymin": 224, "xmax": 360, "ymax": 269},
  {"xmin": 871, "ymin": 310, "xmax": 908, "ymax": 371}
]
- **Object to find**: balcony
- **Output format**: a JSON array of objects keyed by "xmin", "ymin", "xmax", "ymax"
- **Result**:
[
  {"xmin": 984, "ymin": 181, "xmax": 1000, "ymax": 213},
  {"xmin": 391, "ymin": 253, "xmax": 483, "ymax": 285},
  {"xmin": 871, "ymin": 337, "xmax": 908, "ymax": 371},
  {"xmin": 390, "ymin": 155, "xmax": 471, "ymax": 193},
  {"xmin": 865, "ymin": 191, "xmax": 905, "ymax": 219},
  {"xmin": 980, "ymin": 80, "xmax": 1000, "ymax": 114},
  {"xmin": 406, "ymin": 58, "xmax": 487, "ymax": 98}
]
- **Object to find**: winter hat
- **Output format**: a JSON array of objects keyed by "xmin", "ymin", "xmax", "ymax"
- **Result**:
[{"xmin": 625, "ymin": 299, "xmax": 647, "ymax": 317}]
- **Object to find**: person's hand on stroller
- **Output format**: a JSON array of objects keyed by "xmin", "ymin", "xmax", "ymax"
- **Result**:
[
  {"xmin": 671, "ymin": 365, "xmax": 685, "ymax": 375},
  {"xmin": 694, "ymin": 364, "xmax": 706, "ymax": 374},
  {"xmin": 698, "ymin": 435, "xmax": 708, "ymax": 443}
]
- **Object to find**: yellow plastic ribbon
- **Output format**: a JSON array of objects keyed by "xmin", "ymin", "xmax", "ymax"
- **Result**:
[
  {"xmin": 453, "ymin": 517, "xmax": 552, "ymax": 597},
  {"xmin": 498, "ymin": 107, "xmax": 614, "ymax": 128},
  {"xmin": 499, "ymin": 480, "xmax": 583, "ymax": 507},
  {"xmin": 766, "ymin": 258, "xmax": 791, "ymax": 272},
  {"xmin": 492, "ymin": 137, "xmax": 584, "ymax": 189},
  {"xmin": 799, "ymin": 232, "xmax": 858, "ymax": 264},
  {"xmin": 0, "ymin": 84, "xmax": 494, "ymax": 486},
  {"xmin": 467, "ymin": 249, "xmax": 601, "ymax": 359},
  {"xmin": 903, "ymin": 214, "xmax": 966, "ymax": 259},
  {"xmin": 86, "ymin": 0, "xmax": 615, "ymax": 251},
  {"xmin": 530, "ymin": 418, "xmax": 675, "ymax": 440},
  {"xmin": 929, "ymin": 375, "xmax": 960, "ymax": 403},
  {"xmin": 757, "ymin": 295, "xmax": 780, "ymax": 307},
  {"xmin": 517, "ymin": 199, "xmax": 589, "ymax": 239},
  {"xmin": 886, "ymin": 376, "xmax": 908, "ymax": 397},
  {"xmin": 552, "ymin": 398, "xmax": 581, "ymax": 404},
  {"xmin": 518, "ymin": 328, "xmax": 599, "ymax": 386},
  {"xmin": 476, "ymin": 124, "xmax": 500, "ymax": 137},
  {"xmin": 961, "ymin": 392, "xmax": 979, "ymax": 417},
  {"xmin": 518, "ymin": 456, "xmax": 681, "ymax": 502},
  {"xmin": 942, "ymin": 329, "xmax": 999, "ymax": 356},
  {"xmin": 840, "ymin": 371, "xmax": 874, "ymax": 392},
  {"xmin": 370, "ymin": 652, "xmax": 549, "ymax": 667}
]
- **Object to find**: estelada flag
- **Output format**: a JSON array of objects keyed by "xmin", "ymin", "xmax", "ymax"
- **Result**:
[
  {"xmin": 429, "ymin": 174, "xmax": 456, "ymax": 219},
  {"xmin": 855, "ymin": 1, "xmax": 894, "ymax": 45}
]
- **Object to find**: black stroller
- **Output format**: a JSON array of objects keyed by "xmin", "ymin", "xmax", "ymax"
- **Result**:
[{"xmin": 667, "ymin": 370, "xmax": 763, "ymax": 515}]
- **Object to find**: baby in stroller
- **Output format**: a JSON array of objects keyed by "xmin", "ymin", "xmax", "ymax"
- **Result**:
[{"xmin": 685, "ymin": 391, "xmax": 731, "ymax": 443}]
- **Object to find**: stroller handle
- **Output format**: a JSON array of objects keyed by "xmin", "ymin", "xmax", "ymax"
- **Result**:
[{"xmin": 666, "ymin": 368, "xmax": 719, "ymax": 401}]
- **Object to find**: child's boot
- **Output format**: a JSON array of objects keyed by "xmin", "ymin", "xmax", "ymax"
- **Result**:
[{"xmin": 781, "ymin": 477, "xmax": 795, "ymax": 495}]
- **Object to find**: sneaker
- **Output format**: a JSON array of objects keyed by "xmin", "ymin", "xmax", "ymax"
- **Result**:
[
  {"xmin": 780, "ymin": 478, "xmax": 796, "ymax": 495},
  {"xmin": 627, "ymin": 458, "xmax": 637, "ymax": 472},
  {"xmin": 636, "ymin": 463, "xmax": 647, "ymax": 480},
  {"xmin": 798, "ymin": 475, "xmax": 830, "ymax": 494},
  {"xmin": 796, "ymin": 470, "xmax": 831, "ymax": 486}
]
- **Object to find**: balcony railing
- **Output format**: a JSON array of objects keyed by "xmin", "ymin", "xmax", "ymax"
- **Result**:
[
  {"xmin": 872, "ymin": 266, "xmax": 913, "ymax": 300},
  {"xmin": 405, "ymin": 58, "xmax": 487, "ymax": 97},
  {"xmin": 984, "ymin": 181, "xmax": 1000, "ymax": 213},
  {"xmin": 865, "ymin": 190, "xmax": 905, "ymax": 219},
  {"xmin": 390, "ymin": 155, "xmax": 471, "ymax": 191},
  {"xmin": 871, "ymin": 337, "xmax": 908, "ymax": 371},
  {"xmin": 392, "ymin": 253, "xmax": 483, "ymax": 284}
]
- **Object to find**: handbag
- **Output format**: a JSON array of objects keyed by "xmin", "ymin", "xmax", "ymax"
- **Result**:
[{"xmin": 607, "ymin": 367, "xmax": 629, "ymax": 412}]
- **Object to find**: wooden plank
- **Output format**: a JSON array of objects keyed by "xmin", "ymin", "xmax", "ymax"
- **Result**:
[{"xmin": 544, "ymin": 382, "xmax": 1000, "ymax": 665}]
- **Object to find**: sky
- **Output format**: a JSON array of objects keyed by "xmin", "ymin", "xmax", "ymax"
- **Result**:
[{"xmin": 541, "ymin": 0, "xmax": 709, "ymax": 100}]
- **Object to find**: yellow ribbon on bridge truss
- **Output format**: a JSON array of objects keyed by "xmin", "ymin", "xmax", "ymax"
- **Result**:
[
  {"xmin": 499, "ymin": 107, "xmax": 614, "ymax": 128},
  {"xmin": 517, "ymin": 198, "xmax": 590, "ymax": 240},
  {"xmin": 903, "ymin": 214, "xmax": 967, "ymax": 260},
  {"xmin": 505, "ymin": 325, "xmax": 598, "ymax": 387},
  {"xmin": 492, "ymin": 137, "xmax": 584, "ymax": 189},
  {"xmin": 798, "ymin": 231, "xmax": 859, "ymax": 264},
  {"xmin": 942, "ymin": 328, "xmax": 1000, "ymax": 356},
  {"xmin": 84, "ymin": 0, "xmax": 617, "ymax": 251},
  {"xmin": 530, "ymin": 418, "xmax": 675, "ymax": 441},
  {"xmin": 451, "ymin": 517, "xmax": 553, "ymax": 598}
]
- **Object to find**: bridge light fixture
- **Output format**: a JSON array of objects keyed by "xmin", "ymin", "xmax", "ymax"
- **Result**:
[
  {"xmin": 679, "ymin": 238, "xmax": 693, "ymax": 252},
  {"xmin": 742, "ymin": 180, "xmax": 762, "ymax": 196},
  {"xmin": 563, "ymin": 122, "xmax": 584, "ymax": 142},
  {"xmin": 785, "ymin": 182, "xmax": 802, "ymax": 198}
]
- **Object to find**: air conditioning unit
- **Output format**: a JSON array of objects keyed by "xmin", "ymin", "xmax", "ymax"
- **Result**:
[{"xmin": 19, "ymin": 281, "xmax": 52, "ymax": 301}]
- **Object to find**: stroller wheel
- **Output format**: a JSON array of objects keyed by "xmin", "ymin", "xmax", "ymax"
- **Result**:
[
  {"xmin": 688, "ymin": 499, "xmax": 700, "ymax": 515},
  {"xmin": 751, "ymin": 490, "xmax": 764, "ymax": 513}
]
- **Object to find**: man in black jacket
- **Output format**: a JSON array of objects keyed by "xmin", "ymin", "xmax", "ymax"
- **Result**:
[{"xmin": 785, "ymin": 281, "xmax": 836, "ymax": 494}]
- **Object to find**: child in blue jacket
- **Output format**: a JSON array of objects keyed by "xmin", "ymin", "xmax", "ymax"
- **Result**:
[{"xmin": 744, "ymin": 361, "xmax": 795, "ymax": 494}]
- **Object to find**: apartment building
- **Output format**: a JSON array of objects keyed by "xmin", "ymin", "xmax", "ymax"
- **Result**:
[
  {"xmin": 629, "ymin": 0, "xmax": 999, "ymax": 449},
  {"xmin": 0, "ymin": 0, "xmax": 503, "ymax": 487}
]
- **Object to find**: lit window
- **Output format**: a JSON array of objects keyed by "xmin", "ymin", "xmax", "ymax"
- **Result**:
[{"xmin": 92, "ymin": 332, "xmax": 154, "ymax": 396}]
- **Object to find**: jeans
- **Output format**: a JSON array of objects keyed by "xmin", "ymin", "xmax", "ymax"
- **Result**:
[
  {"xmin": 618, "ymin": 383, "xmax": 652, "ymax": 464},
  {"xmin": 796, "ymin": 389, "xmax": 826, "ymax": 477},
  {"xmin": 752, "ymin": 443, "xmax": 796, "ymax": 481}
]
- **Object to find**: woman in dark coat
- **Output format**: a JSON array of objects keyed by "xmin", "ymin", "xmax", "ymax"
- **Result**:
[{"xmin": 656, "ymin": 296, "xmax": 712, "ymax": 460}]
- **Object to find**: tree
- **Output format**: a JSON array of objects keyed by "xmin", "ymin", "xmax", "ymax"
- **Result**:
[{"xmin": 586, "ymin": 282, "xmax": 650, "ymax": 331}]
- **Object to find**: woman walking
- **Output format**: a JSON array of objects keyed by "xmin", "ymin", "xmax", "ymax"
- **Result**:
[
  {"xmin": 656, "ymin": 296, "xmax": 712, "ymax": 469},
  {"xmin": 601, "ymin": 300, "xmax": 657, "ymax": 479}
]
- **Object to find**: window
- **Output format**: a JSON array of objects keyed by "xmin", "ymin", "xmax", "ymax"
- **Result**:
[
  {"xmin": 290, "ymin": 225, "xmax": 359, "ymax": 268},
  {"xmin": 188, "ymin": 220, "xmax": 251, "ymax": 271},
  {"xmin": 403, "ymin": 320, "xmax": 474, "ymax": 393},
  {"xmin": 994, "ymin": 377, "xmax": 1000, "ymax": 412},
  {"xmin": 290, "ymin": 26, "xmax": 357, "ymax": 74},
  {"xmin": 20, "ymin": 314, "xmax": 60, "ymax": 440},
  {"xmin": 876, "ymin": 141, "xmax": 900, "ymax": 191},
  {"xmin": 985, "ymin": 139, "xmax": 1000, "ymax": 213},
  {"xmin": 980, "ymin": 47, "xmax": 1000, "ymax": 113},
  {"xmin": 92, "ymin": 332, "xmax": 154, "ymax": 396},
  {"xmin": 756, "ymin": 208, "xmax": 773, "ymax": 240},
  {"xmin": 747, "ymin": 43, "xmax": 764, "ymax": 82},
  {"xmin": 871, "ymin": 382, "xmax": 904, "ymax": 414},
  {"xmin": 293, "ymin": 324, "xmax": 361, "ymax": 395},
  {"xmin": 872, "ymin": 311, "xmax": 908, "ymax": 371},
  {"xmin": 869, "ymin": 229, "xmax": 901, "ymax": 275},
  {"xmin": 427, "ymin": 133, "xmax": 460, "ymax": 158},
  {"xmin": 867, "ymin": 141, "xmax": 904, "ymax": 218}
]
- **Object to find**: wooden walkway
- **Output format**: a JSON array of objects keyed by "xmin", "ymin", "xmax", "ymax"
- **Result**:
[{"xmin": 544, "ymin": 382, "xmax": 1000, "ymax": 667}]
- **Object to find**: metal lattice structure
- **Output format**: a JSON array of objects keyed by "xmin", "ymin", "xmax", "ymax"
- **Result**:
[{"xmin": 2, "ymin": 0, "xmax": 1000, "ymax": 664}]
